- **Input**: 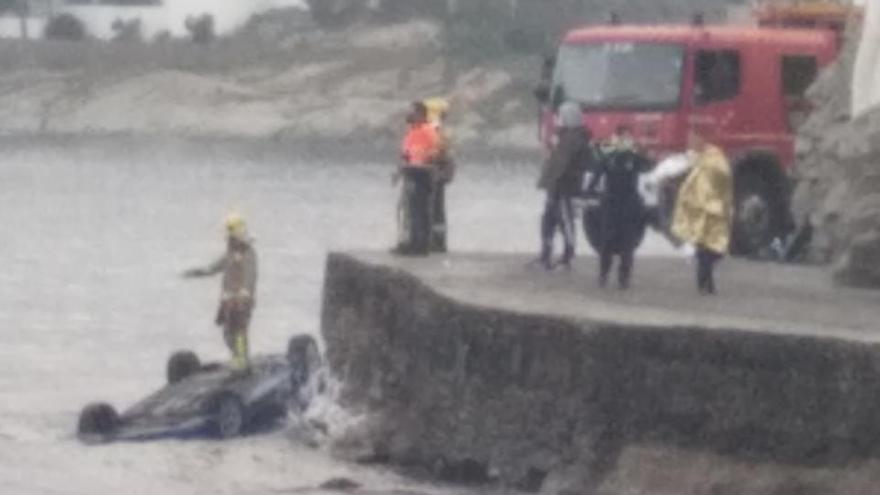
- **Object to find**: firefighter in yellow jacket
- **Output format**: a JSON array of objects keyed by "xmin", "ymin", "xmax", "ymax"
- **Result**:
[
  {"xmin": 183, "ymin": 212, "xmax": 258, "ymax": 369},
  {"xmin": 672, "ymin": 123, "xmax": 733, "ymax": 295}
]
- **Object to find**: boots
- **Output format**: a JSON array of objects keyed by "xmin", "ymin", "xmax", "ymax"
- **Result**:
[{"xmin": 232, "ymin": 333, "xmax": 250, "ymax": 372}]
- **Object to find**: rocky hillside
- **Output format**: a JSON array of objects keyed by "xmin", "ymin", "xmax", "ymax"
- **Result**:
[
  {"xmin": 792, "ymin": 27, "xmax": 880, "ymax": 288},
  {"xmin": 0, "ymin": 19, "xmax": 539, "ymax": 150}
]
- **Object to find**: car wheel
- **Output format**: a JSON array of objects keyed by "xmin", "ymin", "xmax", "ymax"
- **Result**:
[
  {"xmin": 288, "ymin": 335, "xmax": 322, "ymax": 380},
  {"xmin": 167, "ymin": 350, "xmax": 200, "ymax": 385},
  {"xmin": 214, "ymin": 394, "xmax": 246, "ymax": 438},
  {"xmin": 77, "ymin": 402, "xmax": 119, "ymax": 441}
]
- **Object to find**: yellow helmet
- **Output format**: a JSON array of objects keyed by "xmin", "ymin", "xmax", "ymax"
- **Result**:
[
  {"xmin": 224, "ymin": 212, "xmax": 247, "ymax": 238},
  {"xmin": 423, "ymin": 97, "xmax": 450, "ymax": 123}
]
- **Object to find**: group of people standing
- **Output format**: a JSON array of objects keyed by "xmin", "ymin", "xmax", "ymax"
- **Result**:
[
  {"xmin": 173, "ymin": 97, "xmax": 734, "ymax": 372},
  {"xmin": 538, "ymin": 101, "xmax": 734, "ymax": 295},
  {"xmin": 390, "ymin": 97, "xmax": 733, "ymax": 295},
  {"xmin": 393, "ymin": 98, "xmax": 455, "ymax": 256}
]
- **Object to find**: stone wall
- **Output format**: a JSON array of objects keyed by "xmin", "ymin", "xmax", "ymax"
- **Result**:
[{"xmin": 321, "ymin": 253, "xmax": 880, "ymax": 493}]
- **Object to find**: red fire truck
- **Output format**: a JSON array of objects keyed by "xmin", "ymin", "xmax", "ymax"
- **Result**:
[{"xmin": 536, "ymin": 1, "xmax": 855, "ymax": 255}]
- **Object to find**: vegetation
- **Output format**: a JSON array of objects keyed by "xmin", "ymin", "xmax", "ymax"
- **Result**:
[{"xmin": 45, "ymin": 14, "xmax": 89, "ymax": 42}]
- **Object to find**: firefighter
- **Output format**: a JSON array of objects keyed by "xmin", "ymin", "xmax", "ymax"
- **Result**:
[
  {"xmin": 587, "ymin": 125, "xmax": 650, "ymax": 289},
  {"xmin": 394, "ymin": 101, "xmax": 439, "ymax": 256},
  {"xmin": 424, "ymin": 97, "xmax": 454, "ymax": 253},
  {"xmin": 536, "ymin": 101, "xmax": 595, "ymax": 270},
  {"xmin": 672, "ymin": 122, "xmax": 734, "ymax": 295},
  {"xmin": 182, "ymin": 212, "xmax": 258, "ymax": 369}
]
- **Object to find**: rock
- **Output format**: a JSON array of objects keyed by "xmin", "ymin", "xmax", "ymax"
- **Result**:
[
  {"xmin": 319, "ymin": 477, "xmax": 362, "ymax": 491},
  {"xmin": 793, "ymin": 24, "xmax": 880, "ymax": 287},
  {"xmin": 832, "ymin": 231, "xmax": 880, "ymax": 287}
]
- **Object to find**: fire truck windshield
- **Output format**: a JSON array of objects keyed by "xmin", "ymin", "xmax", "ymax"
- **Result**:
[{"xmin": 552, "ymin": 42, "xmax": 684, "ymax": 110}]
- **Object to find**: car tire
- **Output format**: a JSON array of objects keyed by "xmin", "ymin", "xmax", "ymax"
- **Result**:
[
  {"xmin": 287, "ymin": 335, "xmax": 322, "ymax": 380},
  {"xmin": 213, "ymin": 393, "xmax": 246, "ymax": 439},
  {"xmin": 77, "ymin": 402, "xmax": 119, "ymax": 440},
  {"xmin": 167, "ymin": 350, "xmax": 200, "ymax": 385}
]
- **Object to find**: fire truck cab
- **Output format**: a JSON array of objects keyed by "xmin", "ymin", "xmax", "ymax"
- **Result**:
[{"xmin": 537, "ymin": 9, "xmax": 842, "ymax": 255}]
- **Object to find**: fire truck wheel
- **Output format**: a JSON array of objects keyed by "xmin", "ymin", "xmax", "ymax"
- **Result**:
[{"xmin": 732, "ymin": 173, "xmax": 776, "ymax": 256}]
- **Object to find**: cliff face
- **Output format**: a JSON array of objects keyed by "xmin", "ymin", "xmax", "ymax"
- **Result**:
[
  {"xmin": 793, "ymin": 27, "xmax": 880, "ymax": 287},
  {"xmin": 320, "ymin": 252, "xmax": 880, "ymax": 493}
]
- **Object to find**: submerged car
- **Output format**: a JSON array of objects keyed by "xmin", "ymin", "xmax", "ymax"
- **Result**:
[{"xmin": 77, "ymin": 334, "xmax": 322, "ymax": 443}]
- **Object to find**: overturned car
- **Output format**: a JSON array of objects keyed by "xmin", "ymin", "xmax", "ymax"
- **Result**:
[{"xmin": 77, "ymin": 334, "xmax": 322, "ymax": 443}]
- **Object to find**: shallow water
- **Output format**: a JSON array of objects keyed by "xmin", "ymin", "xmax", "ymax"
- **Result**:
[{"xmin": 0, "ymin": 137, "xmax": 673, "ymax": 494}]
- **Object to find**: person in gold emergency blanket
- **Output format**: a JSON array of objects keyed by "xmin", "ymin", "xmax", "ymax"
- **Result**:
[
  {"xmin": 183, "ymin": 213, "xmax": 258, "ymax": 369},
  {"xmin": 672, "ymin": 123, "xmax": 734, "ymax": 295},
  {"xmin": 424, "ymin": 97, "xmax": 455, "ymax": 253}
]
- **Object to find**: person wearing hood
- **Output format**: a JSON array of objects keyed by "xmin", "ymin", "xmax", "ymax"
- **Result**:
[
  {"xmin": 587, "ymin": 125, "xmax": 651, "ymax": 289},
  {"xmin": 537, "ymin": 101, "xmax": 596, "ymax": 269},
  {"xmin": 183, "ymin": 212, "xmax": 258, "ymax": 370},
  {"xmin": 672, "ymin": 122, "xmax": 733, "ymax": 295}
]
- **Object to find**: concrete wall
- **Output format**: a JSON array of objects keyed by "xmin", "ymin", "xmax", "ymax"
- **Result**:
[{"xmin": 321, "ymin": 252, "xmax": 880, "ymax": 492}]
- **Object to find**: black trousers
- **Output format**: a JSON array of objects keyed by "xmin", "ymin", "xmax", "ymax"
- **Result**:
[
  {"xmin": 540, "ymin": 190, "xmax": 576, "ymax": 264},
  {"xmin": 599, "ymin": 248, "xmax": 634, "ymax": 288},
  {"xmin": 401, "ymin": 167, "xmax": 433, "ymax": 254},
  {"xmin": 431, "ymin": 181, "xmax": 447, "ymax": 252},
  {"xmin": 696, "ymin": 246, "xmax": 722, "ymax": 293}
]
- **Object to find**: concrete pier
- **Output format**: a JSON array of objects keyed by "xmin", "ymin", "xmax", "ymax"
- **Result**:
[{"xmin": 320, "ymin": 252, "xmax": 880, "ymax": 493}]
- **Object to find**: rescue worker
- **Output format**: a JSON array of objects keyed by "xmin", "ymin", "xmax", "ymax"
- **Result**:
[
  {"xmin": 587, "ymin": 125, "xmax": 650, "ymax": 289},
  {"xmin": 394, "ymin": 101, "xmax": 439, "ymax": 256},
  {"xmin": 672, "ymin": 122, "xmax": 734, "ymax": 295},
  {"xmin": 182, "ymin": 212, "xmax": 258, "ymax": 369},
  {"xmin": 536, "ymin": 101, "xmax": 595, "ymax": 270},
  {"xmin": 424, "ymin": 97, "xmax": 454, "ymax": 253}
]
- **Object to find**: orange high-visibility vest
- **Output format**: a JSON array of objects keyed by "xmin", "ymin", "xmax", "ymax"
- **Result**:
[{"xmin": 401, "ymin": 123, "xmax": 439, "ymax": 167}]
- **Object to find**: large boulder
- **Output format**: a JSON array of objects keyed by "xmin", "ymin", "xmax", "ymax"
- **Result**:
[{"xmin": 793, "ymin": 26, "xmax": 880, "ymax": 287}]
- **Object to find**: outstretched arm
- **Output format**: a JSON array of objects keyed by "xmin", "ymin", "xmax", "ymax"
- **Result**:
[{"xmin": 182, "ymin": 254, "xmax": 226, "ymax": 278}]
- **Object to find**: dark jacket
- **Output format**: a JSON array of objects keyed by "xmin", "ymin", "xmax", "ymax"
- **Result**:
[
  {"xmin": 587, "ymin": 148, "xmax": 650, "ymax": 252},
  {"xmin": 538, "ymin": 128, "xmax": 595, "ymax": 196}
]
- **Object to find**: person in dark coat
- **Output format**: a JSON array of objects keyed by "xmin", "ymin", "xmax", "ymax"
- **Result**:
[
  {"xmin": 536, "ymin": 101, "xmax": 596, "ymax": 269},
  {"xmin": 587, "ymin": 125, "xmax": 650, "ymax": 289}
]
